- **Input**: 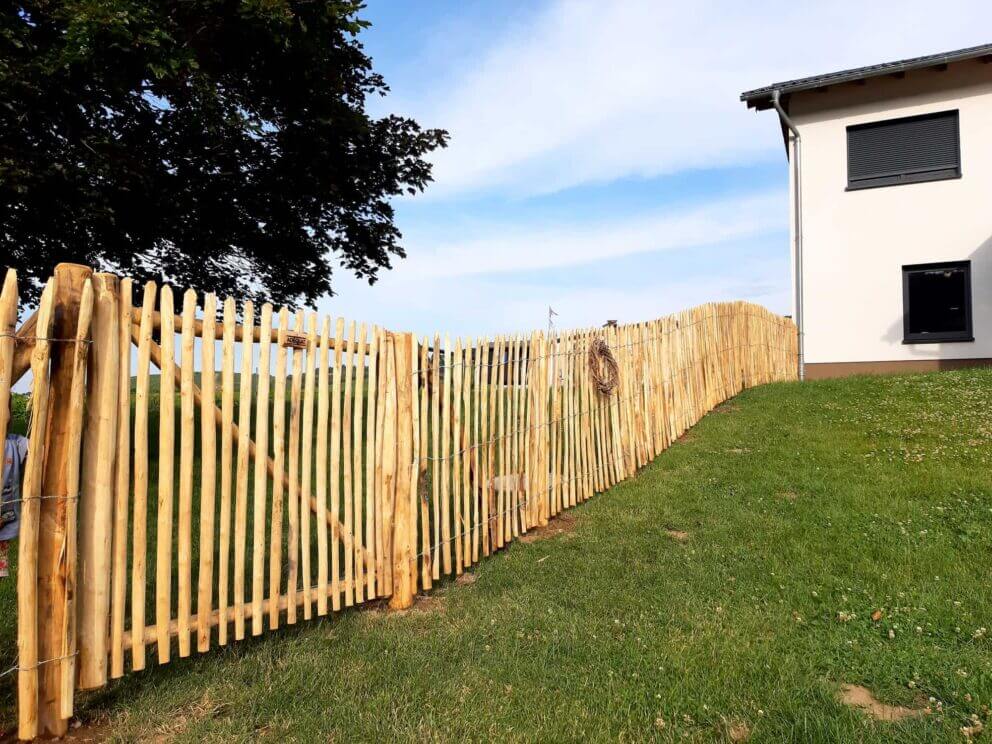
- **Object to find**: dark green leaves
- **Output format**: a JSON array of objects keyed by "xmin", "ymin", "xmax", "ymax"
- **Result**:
[{"xmin": 1, "ymin": 1, "xmax": 448, "ymax": 306}]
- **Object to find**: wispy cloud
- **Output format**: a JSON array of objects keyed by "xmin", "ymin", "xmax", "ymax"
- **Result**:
[
  {"xmin": 321, "ymin": 190, "xmax": 789, "ymax": 335},
  {"xmin": 398, "ymin": 191, "xmax": 785, "ymax": 279},
  {"xmin": 324, "ymin": 250, "xmax": 790, "ymax": 339},
  {"xmin": 406, "ymin": 0, "xmax": 992, "ymax": 198}
]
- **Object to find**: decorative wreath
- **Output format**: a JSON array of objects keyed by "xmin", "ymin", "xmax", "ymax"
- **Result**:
[{"xmin": 588, "ymin": 338, "xmax": 620, "ymax": 396}]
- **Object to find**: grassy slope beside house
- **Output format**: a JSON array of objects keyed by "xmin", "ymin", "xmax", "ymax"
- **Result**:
[{"xmin": 3, "ymin": 369, "xmax": 992, "ymax": 741}]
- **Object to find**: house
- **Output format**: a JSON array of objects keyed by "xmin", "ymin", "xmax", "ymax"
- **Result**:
[{"xmin": 741, "ymin": 44, "xmax": 992, "ymax": 379}]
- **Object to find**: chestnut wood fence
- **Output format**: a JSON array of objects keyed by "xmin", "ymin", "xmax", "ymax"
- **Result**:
[{"xmin": 0, "ymin": 263, "xmax": 797, "ymax": 739}]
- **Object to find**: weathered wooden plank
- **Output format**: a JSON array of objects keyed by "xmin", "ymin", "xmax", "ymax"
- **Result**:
[
  {"xmin": 176, "ymin": 290, "xmax": 197, "ymax": 657},
  {"xmin": 329, "ymin": 317, "xmax": 344, "ymax": 611},
  {"xmin": 130, "ymin": 282, "xmax": 156, "ymax": 671},
  {"xmin": 217, "ymin": 298, "xmax": 237, "ymax": 646},
  {"xmin": 16, "ymin": 278, "xmax": 53, "ymax": 740},
  {"xmin": 155, "ymin": 285, "xmax": 176, "ymax": 665},
  {"xmin": 110, "ymin": 278, "xmax": 132, "ymax": 678},
  {"xmin": 314, "ymin": 316, "xmax": 331, "ymax": 616},
  {"xmin": 269, "ymin": 308, "xmax": 289, "ymax": 630},
  {"xmin": 286, "ymin": 311, "xmax": 305, "ymax": 624},
  {"xmin": 233, "ymin": 302, "xmax": 254, "ymax": 640},
  {"xmin": 58, "ymin": 277, "xmax": 94, "ymax": 718},
  {"xmin": 251, "ymin": 304, "xmax": 273, "ymax": 635},
  {"xmin": 341, "ymin": 320, "xmax": 355, "ymax": 607},
  {"xmin": 196, "ymin": 293, "xmax": 218, "ymax": 652},
  {"xmin": 77, "ymin": 273, "xmax": 119, "ymax": 689}
]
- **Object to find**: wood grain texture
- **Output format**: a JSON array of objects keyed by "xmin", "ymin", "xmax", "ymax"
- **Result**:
[
  {"xmin": 110, "ymin": 278, "xmax": 132, "ymax": 678},
  {"xmin": 197, "ymin": 294, "xmax": 218, "ymax": 652},
  {"xmin": 155, "ymin": 286, "xmax": 176, "ymax": 664}
]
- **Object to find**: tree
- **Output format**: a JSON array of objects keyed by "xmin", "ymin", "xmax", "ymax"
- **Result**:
[{"xmin": 1, "ymin": 1, "xmax": 448, "ymax": 306}]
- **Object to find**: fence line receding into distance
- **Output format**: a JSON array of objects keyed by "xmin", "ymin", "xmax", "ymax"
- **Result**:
[{"xmin": 0, "ymin": 263, "xmax": 798, "ymax": 739}]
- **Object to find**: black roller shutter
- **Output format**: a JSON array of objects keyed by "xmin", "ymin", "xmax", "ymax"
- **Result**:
[{"xmin": 847, "ymin": 110, "xmax": 960, "ymax": 190}]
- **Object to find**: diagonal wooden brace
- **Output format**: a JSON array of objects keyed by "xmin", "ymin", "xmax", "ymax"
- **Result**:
[
  {"xmin": 129, "ymin": 322, "xmax": 372, "ymax": 565},
  {"xmin": 10, "ymin": 309, "xmax": 39, "ymax": 385}
]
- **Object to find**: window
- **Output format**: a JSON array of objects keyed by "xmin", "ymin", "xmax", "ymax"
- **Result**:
[
  {"xmin": 847, "ymin": 110, "xmax": 961, "ymax": 190},
  {"xmin": 902, "ymin": 261, "xmax": 973, "ymax": 343}
]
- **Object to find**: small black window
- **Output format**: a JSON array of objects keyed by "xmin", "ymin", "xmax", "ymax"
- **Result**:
[
  {"xmin": 902, "ymin": 261, "xmax": 973, "ymax": 344},
  {"xmin": 847, "ymin": 110, "xmax": 961, "ymax": 190}
]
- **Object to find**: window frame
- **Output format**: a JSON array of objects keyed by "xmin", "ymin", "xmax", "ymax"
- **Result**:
[
  {"xmin": 901, "ymin": 260, "xmax": 974, "ymax": 344},
  {"xmin": 846, "ymin": 110, "xmax": 962, "ymax": 191}
]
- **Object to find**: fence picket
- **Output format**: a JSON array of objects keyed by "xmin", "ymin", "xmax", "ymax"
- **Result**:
[
  {"xmin": 452, "ymin": 337, "xmax": 463, "ymax": 574},
  {"xmin": 269, "ymin": 308, "xmax": 289, "ymax": 630},
  {"xmin": 342, "ymin": 320, "xmax": 356, "ymax": 607},
  {"xmin": 430, "ymin": 333, "xmax": 441, "ymax": 577},
  {"xmin": 58, "ymin": 278, "xmax": 94, "ymax": 717},
  {"xmin": 251, "ymin": 304, "xmax": 273, "ymax": 635},
  {"xmin": 365, "ymin": 327, "xmax": 379, "ymax": 598},
  {"xmin": 16, "ymin": 279, "xmax": 55, "ymax": 739},
  {"xmin": 130, "ymin": 283, "xmax": 156, "ymax": 671},
  {"xmin": 177, "ymin": 291, "xmax": 196, "ymax": 657},
  {"xmin": 315, "ymin": 317, "xmax": 331, "ymax": 616},
  {"xmin": 217, "ymin": 298, "xmax": 237, "ymax": 645},
  {"xmin": 440, "ymin": 334, "xmax": 452, "ymax": 573},
  {"xmin": 353, "ymin": 324, "xmax": 368, "ymax": 601},
  {"xmin": 286, "ymin": 310, "xmax": 305, "ymax": 623},
  {"xmin": 197, "ymin": 293, "xmax": 218, "ymax": 652},
  {"xmin": 300, "ymin": 314, "xmax": 318, "ymax": 617},
  {"xmin": 233, "ymin": 301, "xmax": 255, "ymax": 640},
  {"xmin": 110, "ymin": 278, "xmax": 132, "ymax": 677},
  {"xmin": 329, "ymin": 317, "xmax": 344, "ymax": 611},
  {"xmin": 418, "ymin": 338, "xmax": 431, "ymax": 588},
  {"xmin": 155, "ymin": 286, "xmax": 176, "ymax": 664}
]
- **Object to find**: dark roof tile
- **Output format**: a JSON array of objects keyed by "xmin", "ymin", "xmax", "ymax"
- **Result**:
[{"xmin": 741, "ymin": 43, "xmax": 992, "ymax": 109}]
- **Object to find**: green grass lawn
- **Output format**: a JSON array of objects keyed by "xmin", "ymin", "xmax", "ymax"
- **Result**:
[{"xmin": 10, "ymin": 369, "xmax": 992, "ymax": 741}]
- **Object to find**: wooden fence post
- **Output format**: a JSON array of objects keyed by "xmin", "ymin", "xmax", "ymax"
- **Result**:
[
  {"xmin": 38, "ymin": 263, "xmax": 93, "ymax": 737},
  {"xmin": 77, "ymin": 273, "xmax": 120, "ymax": 690},
  {"xmin": 389, "ymin": 332, "xmax": 416, "ymax": 610}
]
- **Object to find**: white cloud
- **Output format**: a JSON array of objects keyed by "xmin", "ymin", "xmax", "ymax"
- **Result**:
[
  {"xmin": 398, "ymin": 191, "xmax": 785, "ymax": 279},
  {"xmin": 318, "ymin": 191, "xmax": 789, "ymax": 337},
  {"xmin": 409, "ymin": 0, "xmax": 992, "ymax": 198},
  {"xmin": 322, "ymin": 253, "xmax": 790, "ymax": 341}
]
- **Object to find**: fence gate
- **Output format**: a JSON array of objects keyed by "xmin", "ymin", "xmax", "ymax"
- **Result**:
[{"xmin": 0, "ymin": 262, "xmax": 798, "ymax": 739}]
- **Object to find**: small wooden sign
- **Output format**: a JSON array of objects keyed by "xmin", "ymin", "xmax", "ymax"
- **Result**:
[{"xmin": 282, "ymin": 333, "xmax": 309, "ymax": 350}]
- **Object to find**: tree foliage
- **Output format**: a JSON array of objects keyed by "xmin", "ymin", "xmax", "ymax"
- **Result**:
[{"xmin": 1, "ymin": 1, "xmax": 448, "ymax": 306}]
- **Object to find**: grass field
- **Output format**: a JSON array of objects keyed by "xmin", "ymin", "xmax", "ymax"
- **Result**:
[{"xmin": 5, "ymin": 368, "xmax": 992, "ymax": 741}]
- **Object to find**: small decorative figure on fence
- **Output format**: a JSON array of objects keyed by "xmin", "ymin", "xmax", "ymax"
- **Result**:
[
  {"xmin": 1, "ymin": 403, "xmax": 28, "ymax": 578},
  {"xmin": 588, "ymin": 338, "xmax": 620, "ymax": 396}
]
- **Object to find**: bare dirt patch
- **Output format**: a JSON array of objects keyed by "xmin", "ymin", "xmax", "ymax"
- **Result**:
[
  {"xmin": 776, "ymin": 491, "xmax": 799, "ymax": 502},
  {"xmin": 0, "ymin": 717, "xmax": 116, "ymax": 743},
  {"xmin": 409, "ymin": 593, "xmax": 447, "ymax": 615},
  {"xmin": 518, "ymin": 512, "xmax": 579, "ymax": 544},
  {"xmin": 725, "ymin": 719, "xmax": 751, "ymax": 742},
  {"xmin": 455, "ymin": 572, "xmax": 478, "ymax": 586},
  {"xmin": 364, "ymin": 594, "xmax": 447, "ymax": 620},
  {"xmin": 62, "ymin": 719, "xmax": 115, "ymax": 743},
  {"xmin": 665, "ymin": 528, "xmax": 689, "ymax": 542},
  {"xmin": 714, "ymin": 403, "xmax": 741, "ymax": 414},
  {"xmin": 838, "ymin": 684, "xmax": 927, "ymax": 722}
]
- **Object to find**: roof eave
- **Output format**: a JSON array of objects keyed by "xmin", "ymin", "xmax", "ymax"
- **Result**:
[{"xmin": 740, "ymin": 42, "xmax": 992, "ymax": 110}]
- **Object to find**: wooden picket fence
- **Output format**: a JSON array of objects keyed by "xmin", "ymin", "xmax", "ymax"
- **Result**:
[{"xmin": 0, "ymin": 263, "xmax": 797, "ymax": 739}]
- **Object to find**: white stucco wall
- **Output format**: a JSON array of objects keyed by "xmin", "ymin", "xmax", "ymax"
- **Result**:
[{"xmin": 789, "ymin": 61, "xmax": 992, "ymax": 364}]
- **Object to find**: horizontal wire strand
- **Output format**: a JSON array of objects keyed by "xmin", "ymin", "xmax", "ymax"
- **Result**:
[
  {"xmin": 0, "ymin": 334, "xmax": 91, "ymax": 345},
  {"xmin": 0, "ymin": 651, "xmax": 78, "ymax": 679}
]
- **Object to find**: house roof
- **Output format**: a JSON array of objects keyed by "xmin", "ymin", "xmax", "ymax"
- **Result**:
[{"xmin": 741, "ymin": 43, "xmax": 992, "ymax": 111}]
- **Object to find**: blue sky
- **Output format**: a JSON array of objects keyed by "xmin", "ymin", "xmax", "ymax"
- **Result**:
[{"xmin": 314, "ymin": 0, "xmax": 992, "ymax": 339}]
